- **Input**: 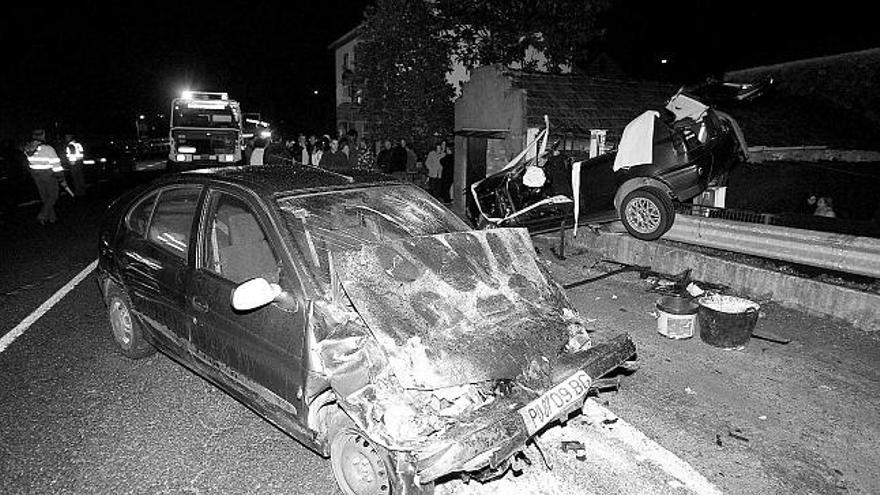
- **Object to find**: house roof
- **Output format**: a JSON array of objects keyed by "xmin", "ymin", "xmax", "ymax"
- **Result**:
[
  {"xmin": 724, "ymin": 47, "xmax": 880, "ymax": 150},
  {"xmin": 505, "ymin": 70, "xmax": 678, "ymax": 142},
  {"xmin": 328, "ymin": 24, "xmax": 362, "ymax": 51}
]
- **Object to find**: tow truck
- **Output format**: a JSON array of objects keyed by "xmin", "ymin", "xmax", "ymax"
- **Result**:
[{"xmin": 167, "ymin": 91, "xmax": 243, "ymax": 171}]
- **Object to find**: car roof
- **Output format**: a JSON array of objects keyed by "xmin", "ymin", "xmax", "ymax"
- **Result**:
[{"xmin": 169, "ymin": 164, "xmax": 402, "ymax": 198}]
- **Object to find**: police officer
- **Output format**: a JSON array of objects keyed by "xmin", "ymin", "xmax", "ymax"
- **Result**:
[
  {"xmin": 64, "ymin": 134, "xmax": 87, "ymax": 196},
  {"xmin": 26, "ymin": 136, "xmax": 71, "ymax": 224}
]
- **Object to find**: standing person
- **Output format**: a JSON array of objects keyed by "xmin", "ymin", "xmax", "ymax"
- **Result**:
[
  {"xmin": 63, "ymin": 134, "xmax": 86, "ymax": 196},
  {"xmin": 297, "ymin": 134, "xmax": 309, "ymax": 164},
  {"xmin": 389, "ymin": 139, "xmax": 407, "ymax": 178},
  {"xmin": 340, "ymin": 140, "xmax": 353, "ymax": 167},
  {"xmin": 307, "ymin": 135, "xmax": 319, "ymax": 165},
  {"xmin": 403, "ymin": 139, "xmax": 418, "ymax": 179},
  {"xmin": 424, "ymin": 141, "xmax": 445, "ymax": 199},
  {"xmin": 265, "ymin": 134, "xmax": 293, "ymax": 165},
  {"xmin": 249, "ymin": 139, "xmax": 266, "ymax": 165},
  {"xmin": 319, "ymin": 139, "xmax": 349, "ymax": 170},
  {"xmin": 26, "ymin": 137, "xmax": 70, "ymax": 225},
  {"xmin": 311, "ymin": 137, "xmax": 325, "ymax": 167},
  {"xmin": 439, "ymin": 141, "xmax": 454, "ymax": 203},
  {"xmin": 376, "ymin": 140, "xmax": 393, "ymax": 173}
]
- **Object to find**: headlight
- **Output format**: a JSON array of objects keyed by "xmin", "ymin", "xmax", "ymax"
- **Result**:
[{"xmin": 175, "ymin": 154, "xmax": 186, "ymax": 162}]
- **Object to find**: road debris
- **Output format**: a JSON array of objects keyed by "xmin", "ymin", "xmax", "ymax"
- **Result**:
[
  {"xmin": 560, "ymin": 440, "xmax": 588, "ymax": 461},
  {"xmin": 727, "ymin": 429, "xmax": 750, "ymax": 443}
]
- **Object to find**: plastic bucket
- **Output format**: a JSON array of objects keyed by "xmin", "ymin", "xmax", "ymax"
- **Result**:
[
  {"xmin": 697, "ymin": 294, "xmax": 760, "ymax": 349},
  {"xmin": 656, "ymin": 296, "xmax": 699, "ymax": 339}
]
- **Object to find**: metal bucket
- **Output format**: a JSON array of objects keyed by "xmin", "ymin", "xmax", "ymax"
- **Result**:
[
  {"xmin": 656, "ymin": 296, "xmax": 699, "ymax": 339},
  {"xmin": 697, "ymin": 294, "xmax": 760, "ymax": 349}
]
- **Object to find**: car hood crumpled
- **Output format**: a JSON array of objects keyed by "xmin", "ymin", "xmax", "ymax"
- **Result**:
[{"xmin": 335, "ymin": 228, "xmax": 581, "ymax": 390}]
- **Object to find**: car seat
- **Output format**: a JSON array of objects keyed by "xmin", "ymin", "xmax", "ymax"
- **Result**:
[{"xmin": 218, "ymin": 212, "xmax": 278, "ymax": 284}]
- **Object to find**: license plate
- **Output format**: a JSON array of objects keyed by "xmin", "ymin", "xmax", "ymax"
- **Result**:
[{"xmin": 518, "ymin": 370, "xmax": 592, "ymax": 435}]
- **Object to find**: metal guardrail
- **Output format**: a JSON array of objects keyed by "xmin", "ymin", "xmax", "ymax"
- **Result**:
[
  {"xmin": 675, "ymin": 203, "xmax": 880, "ymax": 238},
  {"xmin": 664, "ymin": 214, "xmax": 880, "ymax": 278}
]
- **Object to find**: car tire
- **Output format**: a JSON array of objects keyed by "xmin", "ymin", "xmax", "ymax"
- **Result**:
[
  {"xmin": 104, "ymin": 283, "xmax": 156, "ymax": 359},
  {"xmin": 619, "ymin": 188, "xmax": 674, "ymax": 241},
  {"xmin": 330, "ymin": 425, "xmax": 433, "ymax": 495}
]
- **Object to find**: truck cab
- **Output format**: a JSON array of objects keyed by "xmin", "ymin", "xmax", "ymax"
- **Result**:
[{"xmin": 168, "ymin": 91, "xmax": 243, "ymax": 171}]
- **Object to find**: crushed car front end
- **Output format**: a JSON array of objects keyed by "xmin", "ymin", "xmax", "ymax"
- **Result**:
[{"xmin": 313, "ymin": 226, "xmax": 636, "ymax": 485}]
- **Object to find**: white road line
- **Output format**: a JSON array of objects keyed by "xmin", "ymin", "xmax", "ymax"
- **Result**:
[
  {"xmin": 0, "ymin": 259, "xmax": 98, "ymax": 354},
  {"xmin": 582, "ymin": 399, "xmax": 723, "ymax": 494}
]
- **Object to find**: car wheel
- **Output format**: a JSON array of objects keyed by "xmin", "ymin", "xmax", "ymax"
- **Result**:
[
  {"xmin": 331, "ymin": 427, "xmax": 394, "ymax": 495},
  {"xmin": 105, "ymin": 283, "xmax": 156, "ymax": 359},
  {"xmin": 620, "ymin": 188, "xmax": 674, "ymax": 241}
]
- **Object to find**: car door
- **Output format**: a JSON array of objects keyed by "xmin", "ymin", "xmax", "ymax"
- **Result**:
[
  {"xmin": 188, "ymin": 187, "xmax": 308, "ymax": 418},
  {"xmin": 117, "ymin": 185, "xmax": 203, "ymax": 354}
]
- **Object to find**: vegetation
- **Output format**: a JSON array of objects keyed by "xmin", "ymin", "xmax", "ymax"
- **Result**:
[{"xmin": 354, "ymin": 0, "xmax": 610, "ymax": 151}]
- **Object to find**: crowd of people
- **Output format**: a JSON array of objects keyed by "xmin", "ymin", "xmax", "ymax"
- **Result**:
[
  {"xmin": 246, "ymin": 128, "xmax": 455, "ymax": 203},
  {"xmin": 1, "ymin": 125, "xmax": 459, "ymax": 227}
]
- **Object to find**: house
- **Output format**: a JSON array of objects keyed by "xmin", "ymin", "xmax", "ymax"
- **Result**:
[
  {"xmin": 328, "ymin": 25, "xmax": 570, "ymax": 141},
  {"xmin": 452, "ymin": 65, "xmax": 678, "ymax": 212},
  {"xmin": 328, "ymin": 25, "xmax": 365, "ymax": 138}
]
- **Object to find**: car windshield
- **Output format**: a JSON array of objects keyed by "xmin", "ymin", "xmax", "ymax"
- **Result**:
[
  {"xmin": 278, "ymin": 185, "xmax": 471, "ymax": 284},
  {"xmin": 171, "ymin": 101, "xmax": 240, "ymax": 129}
]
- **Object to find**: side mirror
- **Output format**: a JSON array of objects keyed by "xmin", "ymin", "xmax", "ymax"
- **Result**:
[{"xmin": 231, "ymin": 278, "xmax": 283, "ymax": 311}]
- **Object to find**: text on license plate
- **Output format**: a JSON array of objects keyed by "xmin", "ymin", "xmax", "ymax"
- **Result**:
[{"xmin": 518, "ymin": 370, "xmax": 592, "ymax": 435}]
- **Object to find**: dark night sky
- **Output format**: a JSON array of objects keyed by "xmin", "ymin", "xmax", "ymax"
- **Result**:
[{"xmin": 2, "ymin": 1, "xmax": 879, "ymax": 141}]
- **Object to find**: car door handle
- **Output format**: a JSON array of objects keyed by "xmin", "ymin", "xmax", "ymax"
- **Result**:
[{"xmin": 191, "ymin": 297, "xmax": 210, "ymax": 313}]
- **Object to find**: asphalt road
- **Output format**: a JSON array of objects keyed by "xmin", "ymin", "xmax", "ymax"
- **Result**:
[
  {"xmin": 3, "ymin": 169, "xmax": 876, "ymax": 494},
  {"xmin": 0, "ymin": 172, "xmax": 337, "ymax": 494}
]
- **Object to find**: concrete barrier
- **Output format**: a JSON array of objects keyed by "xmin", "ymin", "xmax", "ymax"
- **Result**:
[{"xmin": 550, "ymin": 230, "xmax": 880, "ymax": 332}]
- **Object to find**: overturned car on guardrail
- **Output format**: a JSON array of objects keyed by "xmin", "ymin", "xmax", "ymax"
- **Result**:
[{"xmin": 469, "ymin": 89, "xmax": 751, "ymax": 240}]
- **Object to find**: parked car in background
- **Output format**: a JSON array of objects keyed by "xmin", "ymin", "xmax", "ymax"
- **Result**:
[
  {"xmin": 97, "ymin": 165, "xmax": 635, "ymax": 494},
  {"xmin": 470, "ymin": 90, "xmax": 749, "ymax": 240}
]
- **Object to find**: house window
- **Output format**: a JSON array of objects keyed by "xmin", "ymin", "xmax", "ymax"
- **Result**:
[{"xmin": 590, "ymin": 129, "xmax": 607, "ymax": 157}]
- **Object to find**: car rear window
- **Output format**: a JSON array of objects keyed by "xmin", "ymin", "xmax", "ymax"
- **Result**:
[{"xmin": 278, "ymin": 184, "xmax": 469, "ymax": 283}]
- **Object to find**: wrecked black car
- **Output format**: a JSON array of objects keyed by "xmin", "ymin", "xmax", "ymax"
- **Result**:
[
  {"xmin": 97, "ymin": 165, "xmax": 635, "ymax": 494},
  {"xmin": 470, "ymin": 91, "xmax": 749, "ymax": 240}
]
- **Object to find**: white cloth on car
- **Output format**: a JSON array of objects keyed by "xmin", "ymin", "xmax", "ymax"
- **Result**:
[{"xmin": 613, "ymin": 110, "xmax": 659, "ymax": 172}]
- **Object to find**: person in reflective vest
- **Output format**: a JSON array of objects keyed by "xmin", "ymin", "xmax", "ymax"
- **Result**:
[
  {"xmin": 64, "ymin": 134, "xmax": 87, "ymax": 196},
  {"xmin": 26, "ymin": 138, "xmax": 70, "ymax": 224}
]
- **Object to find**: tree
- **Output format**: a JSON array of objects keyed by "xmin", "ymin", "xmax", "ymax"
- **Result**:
[
  {"xmin": 354, "ymin": 0, "xmax": 455, "ymax": 155},
  {"xmin": 435, "ymin": 0, "xmax": 611, "ymax": 72}
]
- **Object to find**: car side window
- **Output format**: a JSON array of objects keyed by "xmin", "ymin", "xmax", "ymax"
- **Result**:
[
  {"xmin": 125, "ymin": 191, "xmax": 158, "ymax": 237},
  {"xmin": 203, "ymin": 192, "xmax": 280, "ymax": 285},
  {"xmin": 147, "ymin": 187, "xmax": 202, "ymax": 261}
]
